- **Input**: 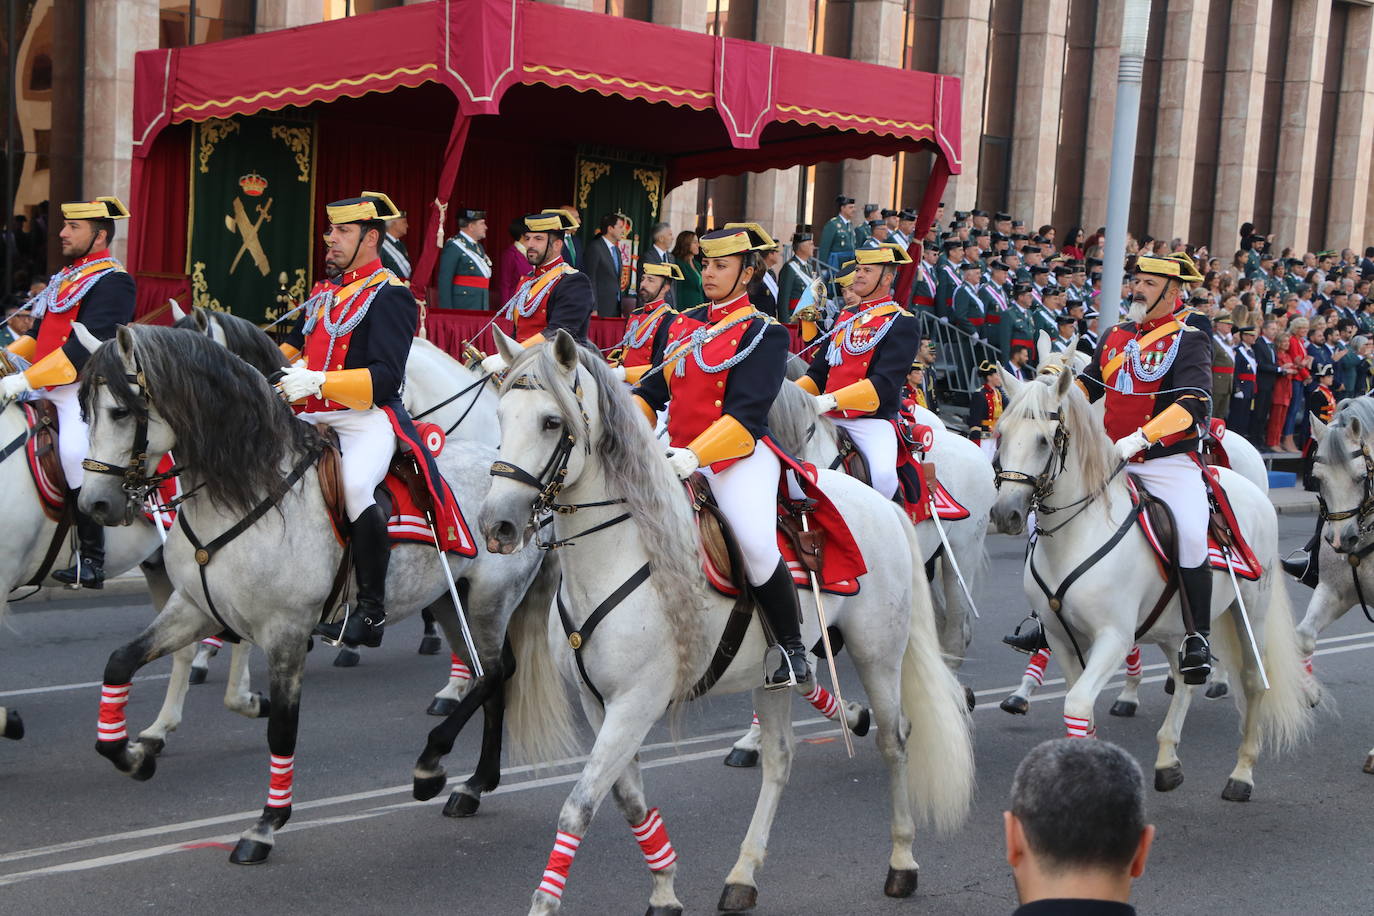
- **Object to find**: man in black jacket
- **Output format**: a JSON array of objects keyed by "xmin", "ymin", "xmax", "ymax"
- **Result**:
[
  {"xmin": 582, "ymin": 211, "xmax": 628, "ymax": 317},
  {"xmin": 1252, "ymin": 319, "xmax": 1280, "ymax": 450}
]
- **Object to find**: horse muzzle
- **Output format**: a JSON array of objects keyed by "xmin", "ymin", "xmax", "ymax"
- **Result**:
[
  {"xmin": 990, "ymin": 493, "xmax": 1028, "ymax": 536},
  {"xmin": 79, "ymin": 484, "xmax": 137, "ymax": 527}
]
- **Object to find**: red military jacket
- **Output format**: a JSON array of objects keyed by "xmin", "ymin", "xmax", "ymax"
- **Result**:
[
  {"xmin": 297, "ymin": 261, "xmax": 409, "ymax": 414},
  {"xmin": 616, "ymin": 298, "xmax": 674, "ymax": 370},
  {"xmin": 30, "ymin": 249, "xmax": 132, "ymax": 368},
  {"xmin": 803, "ymin": 296, "xmax": 921, "ymax": 421}
]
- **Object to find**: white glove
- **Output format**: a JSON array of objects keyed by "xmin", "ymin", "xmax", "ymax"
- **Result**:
[
  {"xmin": 277, "ymin": 366, "xmax": 325, "ymax": 402},
  {"xmin": 1114, "ymin": 429, "xmax": 1150, "ymax": 462},
  {"xmin": 0, "ymin": 372, "xmax": 31, "ymax": 401},
  {"xmin": 814, "ymin": 393, "xmax": 839, "ymax": 414},
  {"xmin": 480, "ymin": 353, "xmax": 508, "ymax": 376},
  {"xmin": 665, "ymin": 446, "xmax": 700, "ymax": 480},
  {"xmin": 608, "ymin": 365, "xmax": 627, "ymax": 382}
]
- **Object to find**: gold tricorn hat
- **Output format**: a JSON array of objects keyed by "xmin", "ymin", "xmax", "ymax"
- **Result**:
[
  {"xmin": 526, "ymin": 209, "xmax": 579, "ymax": 232},
  {"xmin": 1134, "ymin": 253, "xmax": 1204, "ymax": 283},
  {"xmin": 642, "ymin": 261, "xmax": 684, "ymax": 281},
  {"xmin": 699, "ymin": 223, "xmax": 777, "ymax": 258},
  {"xmin": 833, "ymin": 261, "xmax": 857, "ymax": 288},
  {"xmin": 853, "ymin": 242, "xmax": 913, "ymax": 266},
  {"xmin": 61, "ymin": 196, "xmax": 130, "ymax": 220},
  {"xmin": 326, "ymin": 191, "xmax": 401, "ymax": 224}
]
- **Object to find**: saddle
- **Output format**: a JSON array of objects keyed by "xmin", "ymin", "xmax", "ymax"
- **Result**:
[
  {"xmin": 23, "ymin": 400, "xmax": 65, "ymax": 520},
  {"xmin": 831, "ymin": 422, "xmax": 970, "ymax": 527},
  {"xmin": 1132, "ymin": 467, "xmax": 1262, "ymax": 583}
]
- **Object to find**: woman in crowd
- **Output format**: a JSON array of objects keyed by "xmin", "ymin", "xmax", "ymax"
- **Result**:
[{"xmin": 671, "ymin": 230, "xmax": 706, "ymax": 310}]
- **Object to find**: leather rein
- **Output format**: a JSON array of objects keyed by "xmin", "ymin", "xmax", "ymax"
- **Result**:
[{"xmin": 1319, "ymin": 439, "xmax": 1374, "ymax": 624}]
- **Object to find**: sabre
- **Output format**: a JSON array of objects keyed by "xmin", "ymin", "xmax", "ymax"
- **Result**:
[
  {"xmin": 1219, "ymin": 544, "xmax": 1268, "ymax": 690},
  {"xmin": 928, "ymin": 509, "xmax": 979, "ymax": 619},
  {"xmin": 420, "ymin": 469, "xmax": 484, "ymax": 679},
  {"xmin": 798, "ymin": 508, "xmax": 854, "ymax": 758}
]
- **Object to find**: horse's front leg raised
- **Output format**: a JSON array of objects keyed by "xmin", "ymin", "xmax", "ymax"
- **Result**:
[
  {"xmin": 229, "ymin": 636, "xmax": 308, "ymax": 865},
  {"xmin": 1001, "ymin": 647, "xmax": 1051, "ymax": 715},
  {"xmin": 135, "ymin": 642, "xmax": 197, "ymax": 754},
  {"xmin": 719, "ymin": 685, "xmax": 795, "ymax": 912},
  {"xmin": 1109, "ymin": 645, "xmax": 1144, "ymax": 717},
  {"xmin": 1295, "ymin": 580, "xmax": 1351, "ymax": 674}
]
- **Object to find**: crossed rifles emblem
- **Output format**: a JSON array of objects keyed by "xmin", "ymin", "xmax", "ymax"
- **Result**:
[{"xmin": 225, "ymin": 197, "xmax": 273, "ymax": 276}]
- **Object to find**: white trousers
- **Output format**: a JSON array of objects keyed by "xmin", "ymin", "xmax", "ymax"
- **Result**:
[
  {"xmin": 46, "ymin": 383, "xmax": 87, "ymax": 489},
  {"xmin": 1127, "ymin": 453, "xmax": 1209, "ymax": 567},
  {"xmin": 299, "ymin": 408, "xmax": 394, "ymax": 521},
  {"xmin": 832, "ymin": 416, "xmax": 899, "ymax": 500},
  {"xmin": 702, "ymin": 445, "xmax": 782, "ymax": 587}
]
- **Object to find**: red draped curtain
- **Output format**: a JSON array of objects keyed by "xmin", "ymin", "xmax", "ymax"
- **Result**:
[{"xmin": 129, "ymin": 122, "xmax": 192, "ymax": 319}]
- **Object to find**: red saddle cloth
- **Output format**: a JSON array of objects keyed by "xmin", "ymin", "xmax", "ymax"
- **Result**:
[
  {"xmin": 1204, "ymin": 418, "xmax": 1233, "ymax": 469},
  {"xmin": 142, "ymin": 455, "xmax": 182, "ymax": 529},
  {"xmin": 1132, "ymin": 467, "xmax": 1262, "ymax": 582}
]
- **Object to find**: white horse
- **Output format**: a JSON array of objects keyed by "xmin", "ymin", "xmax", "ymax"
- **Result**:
[
  {"xmin": 1299, "ymin": 398, "xmax": 1374, "ymax": 774},
  {"xmin": 469, "ymin": 332, "xmax": 972, "ymax": 915},
  {"xmin": 990, "ymin": 363, "xmax": 1311, "ymax": 800},
  {"xmin": 0, "ymin": 374, "xmax": 171, "ymax": 742},
  {"xmin": 78, "ymin": 325, "xmax": 546, "ymax": 864}
]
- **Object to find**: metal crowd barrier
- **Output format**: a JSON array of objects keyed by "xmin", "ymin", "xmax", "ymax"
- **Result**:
[{"xmin": 917, "ymin": 311, "xmax": 1001, "ymax": 408}]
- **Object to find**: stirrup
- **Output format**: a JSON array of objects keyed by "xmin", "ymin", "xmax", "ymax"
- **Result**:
[
  {"xmin": 763, "ymin": 644, "xmax": 802, "ymax": 691},
  {"xmin": 1178, "ymin": 634, "xmax": 1211, "ymax": 685},
  {"xmin": 315, "ymin": 603, "xmax": 351, "ymax": 648},
  {"xmin": 1002, "ymin": 616, "xmax": 1045, "ymax": 654}
]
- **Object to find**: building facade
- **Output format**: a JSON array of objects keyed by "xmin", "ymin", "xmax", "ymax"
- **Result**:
[{"xmin": 5, "ymin": 0, "xmax": 1374, "ymax": 288}]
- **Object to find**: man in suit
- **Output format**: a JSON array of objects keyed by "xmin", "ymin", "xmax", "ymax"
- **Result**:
[
  {"xmin": 1252, "ymin": 319, "xmax": 1280, "ymax": 449},
  {"xmin": 818, "ymin": 195, "xmax": 857, "ymax": 270},
  {"xmin": 556, "ymin": 205, "xmax": 581, "ymax": 267},
  {"xmin": 437, "ymin": 207, "xmax": 490, "ymax": 310},
  {"xmin": 1229, "ymin": 325, "xmax": 1259, "ymax": 439},
  {"xmin": 642, "ymin": 221, "xmax": 676, "ymax": 306},
  {"xmin": 583, "ymin": 211, "xmax": 629, "ymax": 317},
  {"xmin": 379, "ymin": 212, "xmax": 410, "ymax": 280}
]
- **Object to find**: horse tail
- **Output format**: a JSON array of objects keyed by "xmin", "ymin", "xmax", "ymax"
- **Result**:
[
  {"xmin": 504, "ymin": 553, "xmax": 581, "ymax": 765},
  {"xmin": 898, "ymin": 509, "xmax": 975, "ymax": 833},
  {"xmin": 1251, "ymin": 571, "xmax": 1314, "ymax": 755}
]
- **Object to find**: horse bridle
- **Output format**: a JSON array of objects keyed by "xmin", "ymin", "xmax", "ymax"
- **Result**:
[
  {"xmin": 80, "ymin": 357, "xmax": 181, "ymax": 503},
  {"xmin": 993, "ymin": 409, "xmax": 1070, "ymax": 512},
  {"xmin": 487, "ymin": 371, "xmax": 627, "ymax": 550},
  {"xmin": 1319, "ymin": 439, "xmax": 1374, "ymax": 539}
]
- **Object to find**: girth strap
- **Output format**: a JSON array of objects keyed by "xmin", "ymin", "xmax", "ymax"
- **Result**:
[
  {"xmin": 178, "ymin": 446, "xmax": 320, "ymax": 638},
  {"xmin": 556, "ymin": 562, "xmax": 652, "ymax": 706}
]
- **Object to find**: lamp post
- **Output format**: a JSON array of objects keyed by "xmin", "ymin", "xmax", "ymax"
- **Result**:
[{"xmin": 1101, "ymin": 0, "xmax": 1152, "ymax": 320}]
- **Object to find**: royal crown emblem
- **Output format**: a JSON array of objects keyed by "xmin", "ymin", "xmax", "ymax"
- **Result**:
[{"xmin": 238, "ymin": 171, "xmax": 268, "ymax": 197}]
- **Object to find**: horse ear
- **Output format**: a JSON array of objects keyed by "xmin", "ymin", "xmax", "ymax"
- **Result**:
[
  {"xmin": 207, "ymin": 315, "xmax": 228, "ymax": 347},
  {"xmin": 1035, "ymin": 331, "xmax": 1052, "ymax": 371},
  {"xmin": 115, "ymin": 325, "xmax": 137, "ymax": 373},
  {"xmin": 1347, "ymin": 414, "xmax": 1363, "ymax": 444},
  {"xmin": 1054, "ymin": 363, "xmax": 1076, "ymax": 399},
  {"xmin": 492, "ymin": 327, "xmax": 522, "ymax": 368},
  {"xmin": 999, "ymin": 366, "xmax": 1024, "ymax": 401},
  {"xmin": 69, "ymin": 322, "xmax": 103, "ymax": 355},
  {"xmin": 551, "ymin": 329, "xmax": 579, "ymax": 372},
  {"xmin": 168, "ymin": 298, "xmax": 186, "ymax": 322},
  {"xmin": 191, "ymin": 306, "xmax": 210, "ymax": 334},
  {"xmin": 1311, "ymin": 413, "xmax": 1329, "ymax": 444}
]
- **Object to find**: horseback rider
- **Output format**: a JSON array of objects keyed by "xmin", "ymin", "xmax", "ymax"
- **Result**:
[
  {"xmin": 1006, "ymin": 253, "xmax": 1216, "ymax": 683},
  {"xmin": 1, "ymin": 197, "xmax": 136, "ymax": 588},
  {"xmin": 275, "ymin": 191, "xmax": 422, "ymax": 649},
  {"xmin": 797, "ymin": 242, "xmax": 921, "ymax": 501},
  {"xmin": 614, "ymin": 261, "xmax": 681, "ymax": 384},
  {"xmin": 631, "ymin": 223, "xmax": 812, "ymax": 688}
]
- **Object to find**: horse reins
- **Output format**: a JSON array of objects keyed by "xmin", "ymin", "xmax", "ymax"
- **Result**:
[
  {"xmin": 1318, "ymin": 439, "xmax": 1374, "ymax": 624},
  {"xmin": 410, "ymin": 372, "xmax": 493, "ymax": 437}
]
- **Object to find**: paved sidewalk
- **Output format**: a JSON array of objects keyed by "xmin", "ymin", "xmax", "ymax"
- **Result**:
[{"xmin": 1269, "ymin": 485, "xmax": 1318, "ymax": 516}]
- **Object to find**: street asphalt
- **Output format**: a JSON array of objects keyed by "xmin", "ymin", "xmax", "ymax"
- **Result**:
[{"xmin": 1, "ymin": 511, "xmax": 1372, "ymax": 915}]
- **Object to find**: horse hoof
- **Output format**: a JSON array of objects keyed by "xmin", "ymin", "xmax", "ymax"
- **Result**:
[
  {"xmin": 426, "ymin": 697, "xmax": 459, "ymax": 717},
  {"xmin": 188, "ymin": 666, "xmax": 208, "ymax": 686},
  {"xmin": 884, "ymin": 866, "xmax": 919, "ymax": 898},
  {"xmin": 255, "ymin": 695, "xmax": 271, "ymax": 718},
  {"xmin": 305, "ymin": 636, "xmax": 314, "ymax": 652},
  {"xmin": 131, "ymin": 752, "xmax": 158, "ymax": 782},
  {"xmin": 851, "ymin": 707, "xmax": 872, "ymax": 737},
  {"xmin": 1221, "ymin": 778, "xmax": 1252, "ymax": 802},
  {"xmin": 964, "ymin": 686, "xmax": 976, "ymax": 712},
  {"xmin": 443, "ymin": 790, "xmax": 481, "ymax": 818},
  {"xmin": 228, "ymin": 839, "xmax": 272, "ymax": 865},
  {"xmin": 999, "ymin": 695, "xmax": 1029, "ymax": 716},
  {"xmin": 646, "ymin": 906, "xmax": 683, "ymax": 916},
  {"xmin": 418, "ymin": 635, "xmax": 443, "ymax": 656},
  {"xmin": 413, "ymin": 771, "xmax": 447, "ymax": 802},
  {"xmin": 3, "ymin": 709, "xmax": 23, "ymax": 740},
  {"xmin": 138, "ymin": 735, "xmax": 165, "ymax": 757},
  {"xmin": 723, "ymin": 748, "xmax": 759, "ymax": 769},
  {"xmin": 1363, "ymin": 754, "xmax": 1374, "ymax": 775},
  {"xmin": 1205, "ymin": 681, "xmax": 1229, "ymax": 700},
  {"xmin": 1154, "ymin": 763, "xmax": 1184, "ymax": 792},
  {"xmin": 1164, "ymin": 676, "xmax": 1175, "ymax": 695},
  {"xmin": 1109, "ymin": 700, "xmax": 1137, "ymax": 718},
  {"xmin": 333, "ymin": 648, "xmax": 360, "ymax": 668},
  {"xmin": 717, "ymin": 883, "xmax": 757, "ymax": 912}
]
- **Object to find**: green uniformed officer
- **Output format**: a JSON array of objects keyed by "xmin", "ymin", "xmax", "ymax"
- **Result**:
[
  {"xmin": 853, "ymin": 203, "xmax": 879, "ymax": 248},
  {"xmin": 997, "ymin": 282, "xmax": 1040, "ymax": 364},
  {"xmin": 818, "ymin": 194, "xmax": 857, "ymax": 271},
  {"xmin": 777, "ymin": 226, "xmax": 821, "ymax": 318},
  {"xmin": 437, "ymin": 207, "xmax": 491, "ymax": 310}
]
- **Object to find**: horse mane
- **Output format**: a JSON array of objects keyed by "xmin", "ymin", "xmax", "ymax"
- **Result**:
[
  {"xmin": 174, "ymin": 308, "xmax": 288, "ymax": 376},
  {"xmin": 1320, "ymin": 396, "xmax": 1374, "ymax": 465},
  {"xmin": 500, "ymin": 342, "xmax": 707, "ymax": 699},
  {"xmin": 1000, "ymin": 372, "xmax": 1116, "ymax": 498},
  {"xmin": 767, "ymin": 380, "xmax": 825, "ymax": 457},
  {"xmin": 80, "ymin": 325, "xmax": 317, "ymax": 516}
]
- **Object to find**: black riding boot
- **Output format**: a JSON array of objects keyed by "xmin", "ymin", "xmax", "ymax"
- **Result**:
[
  {"xmin": 1281, "ymin": 516, "xmax": 1323, "ymax": 589},
  {"xmin": 1178, "ymin": 564, "xmax": 1213, "ymax": 685},
  {"xmin": 753, "ymin": 560, "xmax": 811, "ymax": 689},
  {"xmin": 1003, "ymin": 615, "xmax": 1049, "ymax": 654},
  {"xmin": 53, "ymin": 492, "xmax": 105, "ymax": 589},
  {"xmin": 315, "ymin": 504, "xmax": 389, "ymax": 648}
]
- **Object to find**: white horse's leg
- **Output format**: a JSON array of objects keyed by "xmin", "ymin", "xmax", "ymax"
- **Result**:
[
  {"xmin": 726, "ymin": 682, "xmax": 871, "ymax": 768},
  {"xmin": 937, "ymin": 555, "xmax": 975, "ymax": 663},
  {"xmin": 427, "ymin": 651, "xmax": 474, "ymax": 717},
  {"xmin": 609, "ymin": 759, "xmax": 683, "ymax": 915},
  {"xmin": 1109, "ymin": 645, "xmax": 1144, "ymax": 717},
  {"xmin": 719, "ymin": 685, "xmax": 794, "ymax": 912},
  {"xmin": 1152, "ymin": 645, "xmax": 1195, "ymax": 791},
  {"xmin": 189, "ymin": 636, "xmax": 222, "ymax": 685},
  {"xmin": 1365, "ymin": 745, "xmax": 1374, "ymax": 775},
  {"xmin": 1061, "ymin": 629, "xmax": 1128, "ymax": 739},
  {"xmin": 724, "ymin": 713, "xmax": 763, "ymax": 768},
  {"xmin": 221, "ymin": 642, "xmax": 267, "ymax": 718},
  {"xmin": 1000, "ymin": 648, "xmax": 1051, "ymax": 715},
  {"xmin": 1295, "ymin": 581, "xmax": 1350, "ymax": 669},
  {"xmin": 135, "ymin": 642, "xmax": 197, "ymax": 751},
  {"xmin": 529, "ymin": 690, "xmax": 668, "ymax": 916}
]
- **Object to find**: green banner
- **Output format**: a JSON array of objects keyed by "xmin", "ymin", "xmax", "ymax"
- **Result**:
[
  {"xmin": 188, "ymin": 114, "xmax": 314, "ymax": 324},
  {"xmin": 574, "ymin": 147, "xmax": 665, "ymax": 285}
]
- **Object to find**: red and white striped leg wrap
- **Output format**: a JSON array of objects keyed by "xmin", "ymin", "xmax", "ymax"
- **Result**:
[
  {"xmin": 201, "ymin": 636, "xmax": 224, "ymax": 650},
  {"xmin": 1302, "ymin": 654, "xmax": 1314, "ymax": 676},
  {"xmin": 450, "ymin": 653, "xmax": 472, "ymax": 682},
  {"xmin": 750, "ymin": 712, "xmax": 759, "ymax": 727},
  {"xmin": 631, "ymin": 807, "xmax": 678, "ymax": 872},
  {"xmin": 538, "ymin": 831, "xmax": 581, "ymax": 899},
  {"xmin": 97, "ymin": 683, "xmax": 130, "ymax": 743},
  {"xmin": 1064, "ymin": 714, "xmax": 1091, "ymax": 738},
  {"xmin": 1125, "ymin": 645, "xmax": 1143, "ymax": 678},
  {"xmin": 267, "ymin": 754, "xmax": 294, "ymax": 808},
  {"xmin": 802, "ymin": 683, "xmax": 840, "ymax": 720},
  {"xmin": 1024, "ymin": 649, "xmax": 1051, "ymax": 686}
]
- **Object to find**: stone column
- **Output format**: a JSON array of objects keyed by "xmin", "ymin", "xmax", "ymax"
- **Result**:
[
  {"xmin": 744, "ymin": 0, "xmax": 811, "ymax": 238},
  {"xmin": 1079, "ymin": 0, "xmax": 1122, "ymax": 232},
  {"xmin": 83, "ymin": 0, "xmax": 160, "ymax": 261},
  {"xmin": 656, "ymin": 0, "xmax": 709, "ymax": 234},
  {"xmin": 1210, "ymin": 0, "xmax": 1271, "ymax": 252},
  {"xmin": 1145, "ymin": 0, "xmax": 1209, "ymax": 241},
  {"xmin": 937, "ymin": 0, "xmax": 991, "ymax": 211},
  {"xmin": 257, "ymin": 0, "xmax": 322, "ymax": 31},
  {"xmin": 842, "ymin": 0, "xmax": 906, "ymax": 208},
  {"xmin": 1007, "ymin": 0, "xmax": 1069, "ymax": 225},
  {"xmin": 1271, "ymin": 0, "xmax": 1331, "ymax": 253},
  {"xmin": 1328, "ymin": 4, "xmax": 1374, "ymax": 251}
]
